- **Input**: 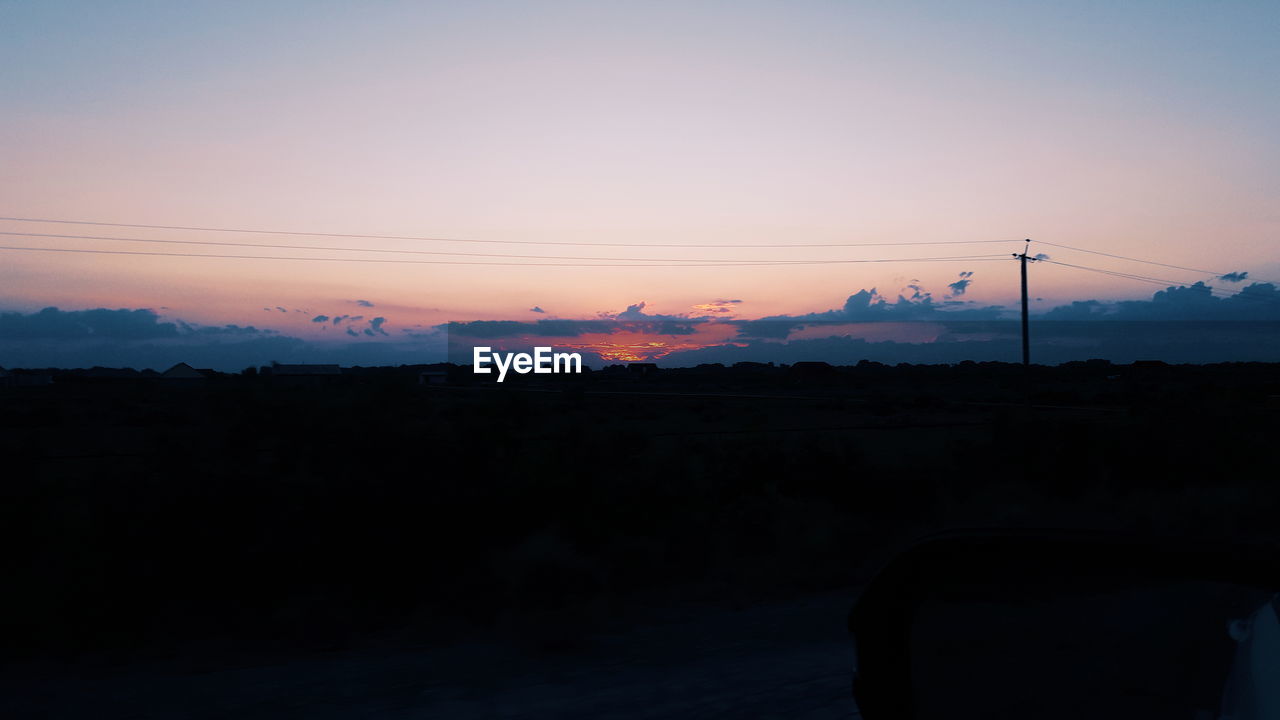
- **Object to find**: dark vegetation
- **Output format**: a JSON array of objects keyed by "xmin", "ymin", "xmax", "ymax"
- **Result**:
[{"xmin": 3, "ymin": 361, "xmax": 1279, "ymax": 662}]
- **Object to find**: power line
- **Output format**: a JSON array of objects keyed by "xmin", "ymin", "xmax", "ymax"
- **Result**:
[
  {"xmin": 5, "ymin": 215, "xmax": 1272, "ymax": 303},
  {"xmin": 1041, "ymin": 259, "xmax": 1201, "ymax": 287},
  {"xmin": 1038, "ymin": 240, "xmax": 1280, "ymax": 288},
  {"xmin": 0, "ymin": 244, "xmax": 1013, "ymax": 268},
  {"xmin": 0, "ymin": 230, "xmax": 1008, "ymax": 264},
  {"xmin": 1041, "ymin": 259, "xmax": 1280, "ymax": 306},
  {"xmin": 1034, "ymin": 240, "xmax": 1231, "ymax": 277},
  {"xmin": 0, "ymin": 216, "xmax": 1020, "ymax": 249}
]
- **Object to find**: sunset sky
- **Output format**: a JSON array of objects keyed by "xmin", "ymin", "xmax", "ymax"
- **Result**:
[{"xmin": 2, "ymin": 1, "xmax": 1278, "ymax": 368}]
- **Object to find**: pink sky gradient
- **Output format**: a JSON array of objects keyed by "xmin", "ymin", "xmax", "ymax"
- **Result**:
[{"xmin": 2, "ymin": 2, "xmax": 1277, "ymax": 340}]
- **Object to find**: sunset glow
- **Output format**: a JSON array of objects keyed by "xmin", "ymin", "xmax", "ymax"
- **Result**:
[{"xmin": 2, "ymin": 2, "xmax": 1278, "ymax": 369}]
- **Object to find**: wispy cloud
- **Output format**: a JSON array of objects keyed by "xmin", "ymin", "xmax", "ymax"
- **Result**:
[{"xmin": 691, "ymin": 299, "xmax": 743, "ymax": 315}]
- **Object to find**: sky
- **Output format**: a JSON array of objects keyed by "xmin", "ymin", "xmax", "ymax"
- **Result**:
[{"xmin": 2, "ymin": 1, "xmax": 1278, "ymax": 368}]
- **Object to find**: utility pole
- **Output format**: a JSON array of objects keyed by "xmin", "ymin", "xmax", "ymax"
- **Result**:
[{"xmin": 1014, "ymin": 239, "xmax": 1037, "ymax": 367}]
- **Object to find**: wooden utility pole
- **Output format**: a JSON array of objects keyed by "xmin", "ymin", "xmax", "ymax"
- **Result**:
[{"xmin": 1014, "ymin": 240, "xmax": 1035, "ymax": 367}]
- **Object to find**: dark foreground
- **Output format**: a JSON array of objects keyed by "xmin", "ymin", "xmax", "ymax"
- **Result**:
[
  {"xmin": 2, "ymin": 361, "xmax": 1278, "ymax": 717},
  {"xmin": 3, "ymin": 591, "xmax": 857, "ymax": 719}
]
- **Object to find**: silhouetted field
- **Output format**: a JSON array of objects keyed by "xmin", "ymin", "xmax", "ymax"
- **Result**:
[{"xmin": 3, "ymin": 361, "xmax": 1278, "ymax": 662}]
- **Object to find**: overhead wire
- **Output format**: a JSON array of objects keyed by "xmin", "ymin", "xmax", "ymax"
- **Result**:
[
  {"xmin": 1033, "ymin": 239, "xmax": 1278, "ymax": 286},
  {"xmin": 1040, "ymin": 259, "xmax": 1280, "ymax": 306},
  {"xmin": 0, "ymin": 244, "xmax": 1014, "ymax": 268},
  {"xmin": 2, "ymin": 216, "xmax": 1274, "ymax": 303},
  {"xmin": 0, "ymin": 216, "xmax": 1020, "ymax": 249},
  {"xmin": 0, "ymin": 230, "xmax": 1014, "ymax": 264}
]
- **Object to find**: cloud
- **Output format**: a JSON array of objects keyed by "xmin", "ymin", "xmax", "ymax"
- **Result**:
[
  {"xmin": 617, "ymin": 302, "xmax": 648, "ymax": 319},
  {"xmin": 1039, "ymin": 281, "xmax": 1280, "ymax": 322},
  {"xmin": 447, "ymin": 300, "xmax": 711, "ymax": 339},
  {"xmin": 733, "ymin": 283, "xmax": 1007, "ymax": 340},
  {"xmin": 691, "ymin": 299, "xmax": 744, "ymax": 315},
  {"xmin": 904, "ymin": 282, "xmax": 929, "ymax": 301},
  {"xmin": 447, "ymin": 320, "xmax": 540, "ymax": 339},
  {"xmin": 0, "ymin": 308, "xmax": 278, "ymax": 344},
  {"xmin": 530, "ymin": 306, "xmax": 546, "ymax": 314},
  {"xmin": 676, "ymin": 281, "xmax": 1280, "ymax": 365},
  {"xmin": 366, "ymin": 317, "xmax": 388, "ymax": 336},
  {"xmin": 443, "ymin": 300, "xmax": 716, "ymax": 351},
  {"xmin": 1219, "ymin": 271, "xmax": 1249, "ymax": 283},
  {"xmin": 179, "ymin": 322, "xmax": 276, "ymax": 336},
  {"xmin": 276, "ymin": 306, "xmax": 288, "ymax": 313},
  {"xmin": 0, "ymin": 306, "xmax": 446, "ymax": 370},
  {"xmin": 606, "ymin": 301, "xmax": 712, "ymax": 333},
  {"xmin": 309, "ymin": 313, "xmax": 368, "ymax": 326},
  {"xmin": 0, "ymin": 307, "xmax": 180, "ymax": 341},
  {"xmin": 655, "ymin": 281, "xmax": 1280, "ymax": 365},
  {"xmin": 947, "ymin": 271, "xmax": 975, "ymax": 297},
  {"xmin": 307, "ymin": 314, "xmax": 392, "ymax": 338},
  {"xmin": 8, "ymin": 279, "xmax": 1280, "ymax": 372},
  {"xmin": 1038, "ymin": 300, "xmax": 1106, "ymax": 320},
  {"xmin": 354, "ymin": 299, "xmax": 375, "ymax": 307}
]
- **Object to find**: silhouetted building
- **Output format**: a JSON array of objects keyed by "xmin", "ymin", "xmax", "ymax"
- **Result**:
[
  {"xmin": 419, "ymin": 370, "xmax": 448, "ymax": 385},
  {"xmin": 160, "ymin": 363, "xmax": 217, "ymax": 387},
  {"xmin": 627, "ymin": 363, "xmax": 658, "ymax": 378},
  {"xmin": 161, "ymin": 362, "xmax": 214, "ymax": 380},
  {"xmin": 789, "ymin": 361, "xmax": 836, "ymax": 379},
  {"xmin": 62, "ymin": 367, "xmax": 149, "ymax": 384},
  {"xmin": 731, "ymin": 361, "xmax": 781, "ymax": 377}
]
